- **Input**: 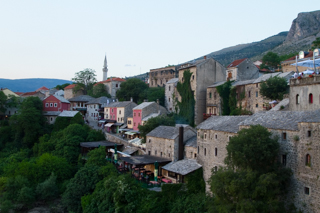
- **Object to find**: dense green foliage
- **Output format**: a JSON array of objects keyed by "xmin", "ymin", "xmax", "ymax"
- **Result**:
[
  {"xmin": 53, "ymin": 112, "xmax": 84, "ymax": 132},
  {"xmin": 176, "ymin": 70, "xmax": 195, "ymax": 126},
  {"xmin": 138, "ymin": 115, "xmax": 175, "ymax": 143},
  {"xmin": 260, "ymin": 76, "xmax": 288, "ymax": 100},
  {"xmin": 209, "ymin": 125, "xmax": 294, "ymax": 212},
  {"xmin": 145, "ymin": 87, "xmax": 165, "ymax": 106},
  {"xmin": 55, "ymin": 83, "xmax": 71, "ymax": 90},
  {"xmin": 116, "ymin": 78, "xmax": 149, "ymax": 103},
  {"xmin": 216, "ymin": 80, "xmax": 232, "ymax": 115},
  {"xmin": 88, "ymin": 83, "xmax": 111, "ymax": 98},
  {"xmin": 279, "ymin": 52, "xmax": 298, "ymax": 62},
  {"xmin": 0, "ymin": 91, "xmax": 7, "ymax": 113},
  {"xmin": 261, "ymin": 52, "xmax": 281, "ymax": 70}
]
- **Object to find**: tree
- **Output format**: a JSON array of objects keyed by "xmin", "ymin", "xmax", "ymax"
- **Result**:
[
  {"xmin": 138, "ymin": 115, "xmax": 175, "ymax": 143},
  {"xmin": 72, "ymin": 68, "xmax": 97, "ymax": 95},
  {"xmin": 176, "ymin": 70, "xmax": 195, "ymax": 126},
  {"xmin": 116, "ymin": 78, "xmax": 148, "ymax": 103},
  {"xmin": 259, "ymin": 76, "xmax": 288, "ymax": 100},
  {"xmin": 10, "ymin": 97, "xmax": 46, "ymax": 148},
  {"xmin": 216, "ymin": 81, "xmax": 233, "ymax": 115},
  {"xmin": 0, "ymin": 91, "xmax": 7, "ymax": 113},
  {"xmin": 209, "ymin": 125, "xmax": 293, "ymax": 212},
  {"xmin": 261, "ymin": 52, "xmax": 281, "ymax": 70},
  {"xmin": 55, "ymin": 83, "xmax": 71, "ymax": 90},
  {"xmin": 146, "ymin": 87, "xmax": 165, "ymax": 106},
  {"xmin": 311, "ymin": 37, "xmax": 320, "ymax": 50},
  {"xmin": 89, "ymin": 83, "xmax": 111, "ymax": 98}
]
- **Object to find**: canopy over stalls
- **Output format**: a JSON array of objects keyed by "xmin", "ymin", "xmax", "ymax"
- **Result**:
[
  {"xmin": 120, "ymin": 155, "xmax": 171, "ymax": 166},
  {"xmin": 291, "ymin": 58, "xmax": 320, "ymax": 68}
]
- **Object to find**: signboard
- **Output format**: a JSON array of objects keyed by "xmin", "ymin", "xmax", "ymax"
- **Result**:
[{"xmin": 299, "ymin": 51, "xmax": 305, "ymax": 59}]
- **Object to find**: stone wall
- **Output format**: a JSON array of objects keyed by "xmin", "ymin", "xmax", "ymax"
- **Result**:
[
  {"xmin": 184, "ymin": 145, "xmax": 197, "ymax": 159},
  {"xmin": 149, "ymin": 66, "xmax": 176, "ymax": 88},
  {"xmin": 289, "ymin": 76, "xmax": 320, "ymax": 111},
  {"xmin": 105, "ymin": 133, "xmax": 145, "ymax": 155},
  {"xmin": 206, "ymin": 87, "xmax": 221, "ymax": 115},
  {"xmin": 242, "ymin": 83, "xmax": 271, "ymax": 113},
  {"xmin": 165, "ymin": 80, "xmax": 178, "ymax": 113},
  {"xmin": 236, "ymin": 59, "xmax": 259, "ymax": 81}
]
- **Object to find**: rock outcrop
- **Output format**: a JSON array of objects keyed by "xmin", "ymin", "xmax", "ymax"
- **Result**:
[{"xmin": 285, "ymin": 10, "xmax": 320, "ymax": 43}]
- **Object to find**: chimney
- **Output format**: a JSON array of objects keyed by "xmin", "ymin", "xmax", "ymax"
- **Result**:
[
  {"xmin": 130, "ymin": 97, "xmax": 133, "ymax": 102},
  {"xmin": 204, "ymin": 55, "xmax": 207, "ymax": 60},
  {"xmin": 178, "ymin": 126, "xmax": 184, "ymax": 160}
]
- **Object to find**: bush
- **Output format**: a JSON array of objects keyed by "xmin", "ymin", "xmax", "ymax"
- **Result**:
[{"xmin": 36, "ymin": 173, "xmax": 58, "ymax": 201}]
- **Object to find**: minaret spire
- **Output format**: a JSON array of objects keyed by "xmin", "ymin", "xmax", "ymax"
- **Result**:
[{"xmin": 102, "ymin": 54, "xmax": 108, "ymax": 81}]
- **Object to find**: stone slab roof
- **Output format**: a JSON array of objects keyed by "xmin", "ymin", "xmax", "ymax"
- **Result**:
[
  {"xmin": 106, "ymin": 101, "xmax": 136, "ymax": 108},
  {"xmin": 80, "ymin": 141, "xmax": 122, "ymax": 148},
  {"xmin": 208, "ymin": 81, "xmax": 227, "ymax": 88},
  {"xmin": 252, "ymin": 71, "xmax": 294, "ymax": 84},
  {"xmin": 147, "ymin": 126, "xmax": 179, "ymax": 140},
  {"xmin": 197, "ymin": 116, "xmax": 250, "ymax": 133},
  {"xmin": 68, "ymin": 95, "xmax": 95, "ymax": 102},
  {"xmin": 53, "ymin": 94, "xmax": 70, "ymax": 103},
  {"xmin": 167, "ymin": 78, "xmax": 179, "ymax": 84},
  {"xmin": 232, "ymin": 79, "xmax": 255, "ymax": 86},
  {"xmin": 184, "ymin": 136, "xmax": 197, "ymax": 148},
  {"xmin": 142, "ymin": 113, "xmax": 160, "ymax": 121},
  {"xmin": 43, "ymin": 111, "xmax": 61, "ymax": 116},
  {"xmin": 270, "ymin": 98, "xmax": 289, "ymax": 111},
  {"xmin": 239, "ymin": 110, "xmax": 320, "ymax": 131},
  {"xmin": 162, "ymin": 159, "xmax": 202, "ymax": 176},
  {"xmin": 58, "ymin": 111, "xmax": 79, "ymax": 117},
  {"xmin": 133, "ymin": 102, "xmax": 154, "ymax": 110},
  {"xmin": 87, "ymin": 96, "xmax": 114, "ymax": 105}
]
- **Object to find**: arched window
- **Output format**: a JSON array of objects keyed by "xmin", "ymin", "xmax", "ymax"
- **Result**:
[
  {"xmin": 215, "ymin": 148, "xmax": 218, "ymax": 156},
  {"xmin": 309, "ymin": 93, "xmax": 313, "ymax": 104},
  {"xmin": 296, "ymin": 94, "xmax": 300, "ymax": 104},
  {"xmin": 204, "ymin": 148, "xmax": 206, "ymax": 156},
  {"xmin": 306, "ymin": 154, "xmax": 311, "ymax": 166}
]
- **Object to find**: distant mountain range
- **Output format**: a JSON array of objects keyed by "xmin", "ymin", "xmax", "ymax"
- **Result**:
[{"xmin": 0, "ymin": 78, "xmax": 73, "ymax": 92}]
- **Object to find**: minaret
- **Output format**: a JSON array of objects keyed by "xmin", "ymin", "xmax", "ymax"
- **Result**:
[{"xmin": 102, "ymin": 55, "xmax": 108, "ymax": 81}]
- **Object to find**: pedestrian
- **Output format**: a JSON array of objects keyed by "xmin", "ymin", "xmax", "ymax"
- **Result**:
[{"xmin": 294, "ymin": 72, "xmax": 298, "ymax": 78}]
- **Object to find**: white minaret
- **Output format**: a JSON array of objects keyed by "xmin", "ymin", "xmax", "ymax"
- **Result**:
[{"xmin": 102, "ymin": 55, "xmax": 108, "ymax": 81}]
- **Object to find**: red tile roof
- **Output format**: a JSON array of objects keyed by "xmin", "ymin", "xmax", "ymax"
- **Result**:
[
  {"xmin": 15, "ymin": 92, "xmax": 24, "ymax": 96},
  {"xmin": 227, "ymin": 58, "xmax": 247, "ymax": 68},
  {"xmin": 94, "ymin": 78, "xmax": 126, "ymax": 86},
  {"xmin": 21, "ymin": 91, "xmax": 38, "ymax": 96},
  {"xmin": 284, "ymin": 51, "xmax": 313, "ymax": 62},
  {"xmin": 64, "ymin": 84, "xmax": 77, "ymax": 89},
  {"xmin": 36, "ymin": 86, "xmax": 49, "ymax": 91}
]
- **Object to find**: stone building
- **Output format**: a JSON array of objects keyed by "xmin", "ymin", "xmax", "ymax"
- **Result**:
[
  {"xmin": 68, "ymin": 95, "xmax": 95, "ymax": 116},
  {"xmin": 64, "ymin": 84, "xmax": 84, "ymax": 100},
  {"xmin": 226, "ymin": 58, "xmax": 259, "ymax": 81},
  {"xmin": 289, "ymin": 75, "xmax": 320, "ymax": 111},
  {"xmin": 145, "ymin": 125, "xmax": 196, "ymax": 162},
  {"xmin": 196, "ymin": 110, "xmax": 320, "ymax": 213},
  {"xmin": 281, "ymin": 51, "xmax": 314, "ymax": 73},
  {"xmin": 86, "ymin": 96, "xmax": 115, "ymax": 121},
  {"xmin": 104, "ymin": 101, "xmax": 137, "ymax": 124},
  {"xmin": 196, "ymin": 116, "xmax": 250, "ymax": 186},
  {"xmin": 177, "ymin": 57, "xmax": 226, "ymax": 125},
  {"xmin": 94, "ymin": 77, "xmax": 125, "ymax": 99},
  {"xmin": 165, "ymin": 78, "xmax": 179, "ymax": 113},
  {"xmin": 206, "ymin": 72, "xmax": 294, "ymax": 116},
  {"xmin": 20, "ymin": 91, "xmax": 46, "ymax": 100},
  {"xmin": 184, "ymin": 135, "xmax": 197, "ymax": 159},
  {"xmin": 149, "ymin": 66, "xmax": 176, "ymax": 87}
]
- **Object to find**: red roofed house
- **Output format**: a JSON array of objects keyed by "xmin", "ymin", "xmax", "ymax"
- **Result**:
[
  {"xmin": 20, "ymin": 91, "xmax": 46, "ymax": 100},
  {"xmin": 42, "ymin": 95, "xmax": 70, "ymax": 124},
  {"xmin": 36, "ymin": 86, "xmax": 49, "ymax": 92},
  {"xmin": 94, "ymin": 77, "xmax": 125, "ymax": 98},
  {"xmin": 226, "ymin": 58, "xmax": 259, "ymax": 81},
  {"xmin": 281, "ymin": 50, "xmax": 314, "ymax": 73},
  {"xmin": 64, "ymin": 84, "xmax": 84, "ymax": 100}
]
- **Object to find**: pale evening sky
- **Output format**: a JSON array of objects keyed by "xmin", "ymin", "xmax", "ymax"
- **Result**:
[{"xmin": 0, "ymin": 1, "xmax": 318, "ymax": 81}]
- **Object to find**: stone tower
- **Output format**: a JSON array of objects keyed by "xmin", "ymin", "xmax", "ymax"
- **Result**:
[{"xmin": 102, "ymin": 55, "xmax": 108, "ymax": 81}]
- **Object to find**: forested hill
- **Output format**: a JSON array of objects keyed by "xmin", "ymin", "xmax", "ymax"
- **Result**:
[{"xmin": 0, "ymin": 78, "xmax": 72, "ymax": 92}]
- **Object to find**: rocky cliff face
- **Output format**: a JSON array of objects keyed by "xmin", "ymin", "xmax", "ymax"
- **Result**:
[{"xmin": 285, "ymin": 10, "xmax": 320, "ymax": 43}]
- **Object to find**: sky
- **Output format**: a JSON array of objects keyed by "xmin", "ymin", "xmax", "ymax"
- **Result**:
[{"xmin": 0, "ymin": 1, "xmax": 319, "ymax": 81}]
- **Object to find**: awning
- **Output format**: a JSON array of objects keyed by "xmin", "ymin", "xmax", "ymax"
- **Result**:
[
  {"xmin": 113, "ymin": 123, "xmax": 123, "ymax": 126},
  {"xmin": 120, "ymin": 124, "xmax": 127, "ymax": 129},
  {"xmin": 105, "ymin": 123, "xmax": 114, "ymax": 127},
  {"xmin": 99, "ymin": 119, "xmax": 107, "ymax": 123},
  {"xmin": 125, "ymin": 132, "xmax": 136, "ymax": 135}
]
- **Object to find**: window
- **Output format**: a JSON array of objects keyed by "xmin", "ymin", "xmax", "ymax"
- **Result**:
[
  {"xmin": 45, "ymin": 103, "xmax": 49, "ymax": 107},
  {"xmin": 116, "ymin": 84, "xmax": 118, "ymax": 87},
  {"xmin": 209, "ymin": 92, "xmax": 212, "ymax": 99},
  {"xmin": 155, "ymin": 150, "xmax": 157, "ymax": 155},
  {"xmin": 214, "ymin": 92, "xmax": 217, "ymax": 100},
  {"xmin": 192, "ymin": 75, "xmax": 194, "ymax": 80},
  {"xmin": 134, "ymin": 113, "xmax": 136, "ymax": 116},
  {"xmin": 169, "ymin": 86, "xmax": 171, "ymax": 91},
  {"xmin": 119, "ymin": 110, "xmax": 121, "ymax": 114},
  {"xmin": 306, "ymin": 154, "xmax": 311, "ymax": 166},
  {"xmin": 305, "ymin": 187, "xmax": 310, "ymax": 195},
  {"xmin": 50, "ymin": 103, "xmax": 53, "ymax": 107},
  {"xmin": 198, "ymin": 146, "xmax": 199, "ymax": 153},
  {"xmin": 138, "ymin": 113, "xmax": 140, "ymax": 117},
  {"xmin": 256, "ymin": 91, "xmax": 258, "ymax": 97},
  {"xmin": 204, "ymin": 148, "xmax": 206, "ymax": 156},
  {"xmin": 204, "ymin": 133, "xmax": 207, "ymax": 139},
  {"xmin": 112, "ymin": 109, "xmax": 114, "ymax": 112},
  {"xmin": 215, "ymin": 148, "xmax": 217, "ymax": 156},
  {"xmin": 161, "ymin": 152, "xmax": 162, "ymax": 157},
  {"xmin": 296, "ymin": 94, "xmax": 300, "ymax": 104},
  {"xmin": 229, "ymin": 136, "xmax": 232, "ymax": 141},
  {"xmin": 282, "ymin": 155, "xmax": 287, "ymax": 166},
  {"xmin": 248, "ymin": 91, "xmax": 251, "ymax": 97},
  {"xmin": 106, "ymin": 108, "xmax": 108, "ymax": 112},
  {"xmin": 168, "ymin": 171, "xmax": 176, "ymax": 178},
  {"xmin": 256, "ymin": 83, "xmax": 258, "ymax": 88},
  {"xmin": 134, "ymin": 122, "xmax": 136, "ymax": 126},
  {"xmin": 194, "ymin": 153, "xmax": 197, "ymax": 158},
  {"xmin": 50, "ymin": 117, "xmax": 53, "ymax": 121},
  {"xmin": 118, "ymin": 118, "xmax": 119, "ymax": 122},
  {"xmin": 214, "ymin": 166, "xmax": 218, "ymax": 172},
  {"xmin": 148, "ymin": 151, "xmax": 151, "ymax": 155},
  {"xmin": 282, "ymin": 132, "xmax": 287, "ymax": 140},
  {"xmin": 128, "ymin": 120, "xmax": 131, "ymax": 124},
  {"xmin": 182, "ymin": 77, "xmax": 184, "ymax": 82},
  {"xmin": 121, "ymin": 117, "xmax": 123, "ymax": 121},
  {"xmin": 215, "ymin": 134, "xmax": 217, "ymax": 139},
  {"xmin": 309, "ymin": 93, "xmax": 313, "ymax": 103},
  {"xmin": 54, "ymin": 103, "xmax": 57, "ymax": 107},
  {"xmin": 169, "ymin": 153, "xmax": 171, "ymax": 157},
  {"xmin": 256, "ymin": 104, "xmax": 258, "ymax": 108},
  {"xmin": 197, "ymin": 132, "xmax": 199, "ymax": 137}
]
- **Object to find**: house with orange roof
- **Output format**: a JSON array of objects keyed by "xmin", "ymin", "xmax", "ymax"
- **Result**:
[
  {"xmin": 20, "ymin": 91, "xmax": 45, "ymax": 100},
  {"xmin": 281, "ymin": 50, "xmax": 315, "ymax": 73},
  {"xmin": 94, "ymin": 77, "xmax": 125, "ymax": 99},
  {"xmin": 226, "ymin": 58, "xmax": 259, "ymax": 81},
  {"xmin": 64, "ymin": 84, "xmax": 84, "ymax": 100}
]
